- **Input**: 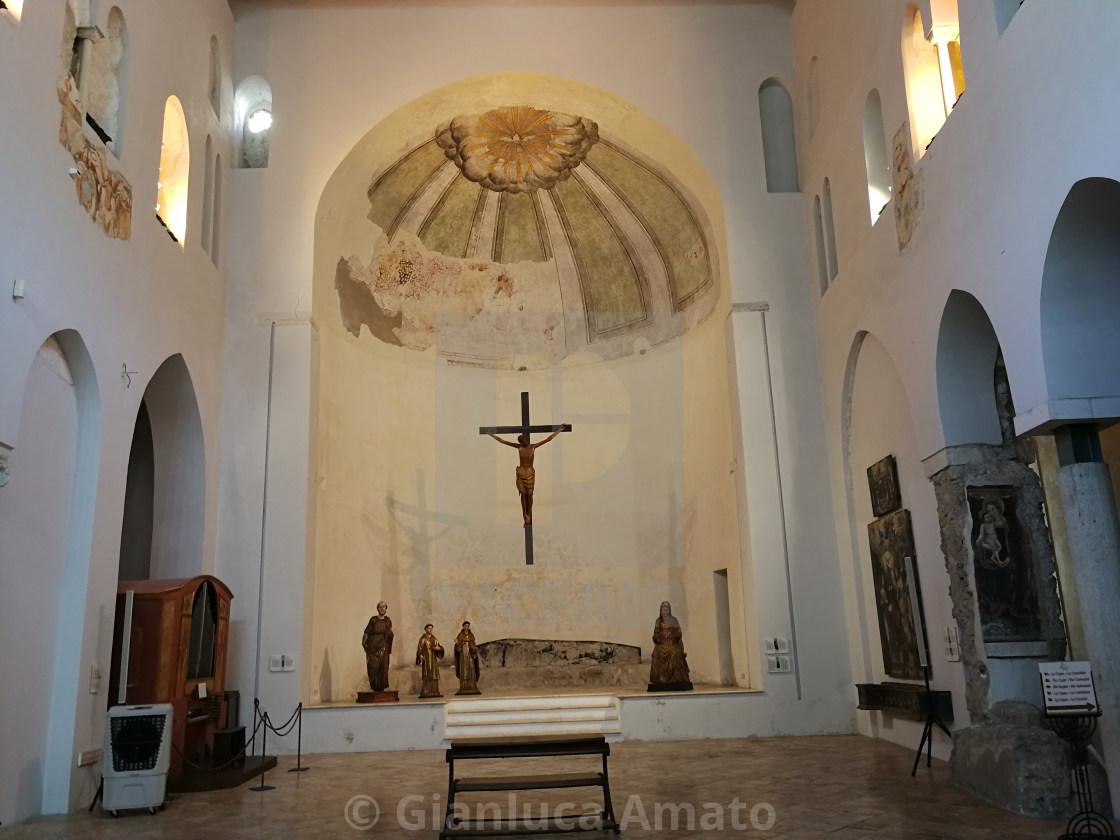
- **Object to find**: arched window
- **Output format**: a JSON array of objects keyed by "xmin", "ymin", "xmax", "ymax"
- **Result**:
[
  {"xmin": 208, "ymin": 35, "xmax": 221, "ymax": 116},
  {"xmin": 806, "ymin": 56, "xmax": 821, "ymax": 138},
  {"xmin": 235, "ymin": 75, "xmax": 272, "ymax": 169},
  {"xmin": 813, "ymin": 195, "xmax": 829, "ymax": 295},
  {"xmin": 156, "ymin": 95, "xmax": 190, "ymax": 244},
  {"xmin": 202, "ymin": 135, "xmax": 214, "ymax": 255},
  {"xmin": 863, "ymin": 90, "xmax": 891, "ymax": 224},
  {"xmin": 758, "ymin": 78, "xmax": 800, "ymax": 193},
  {"xmin": 822, "ymin": 178, "xmax": 838, "ymax": 282},
  {"xmin": 1, "ymin": 0, "xmax": 24, "ymax": 24},
  {"xmin": 993, "ymin": 0, "xmax": 1022, "ymax": 35},
  {"xmin": 82, "ymin": 7, "xmax": 128, "ymax": 152},
  {"xmin": 901, "ymin": 2, "xmax": 965, "ymax": 158}
]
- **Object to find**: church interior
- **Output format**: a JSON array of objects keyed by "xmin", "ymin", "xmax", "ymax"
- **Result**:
[{"xmin": 4, "ymin": 0, "xmax": 1120, "ymax": 835}]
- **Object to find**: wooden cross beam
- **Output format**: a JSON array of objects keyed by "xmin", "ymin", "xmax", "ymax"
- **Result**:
[{"xmin": 479, "ymin": 391, "xmax": 573, "ymax": 565}]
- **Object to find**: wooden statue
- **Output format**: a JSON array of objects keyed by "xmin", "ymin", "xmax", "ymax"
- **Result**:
[
  {"xmin": 648, "ymin": 601, "xmax": 693, "ymax": 691},
  {"xmin": 454, "ymin": 621, "xmax": 482, "ymax": 695},
  {"xmin": 362, "ymin": 601, "xmax": 393, "ymax": 692},
  {"xmin": 416, "ymin": 624, "xmax": 445, "ymax": 698},
  {"xmin": 485, "ymin": 428, "xmax": 569, "ymax": 525}
]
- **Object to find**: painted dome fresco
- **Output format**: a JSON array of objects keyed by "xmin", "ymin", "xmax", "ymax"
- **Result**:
[{"xmin": 332, "ymin": 100, "xmax": 720, "ymax": 367}]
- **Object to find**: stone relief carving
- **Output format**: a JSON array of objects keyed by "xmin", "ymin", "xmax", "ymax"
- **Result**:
[
  {"xmin": 0, "ymin": 442, "xmax": 12, "ymax": 488},
  {"xmin": 57, "ymin": 74, "xmax": 132, "ymax": 240}
]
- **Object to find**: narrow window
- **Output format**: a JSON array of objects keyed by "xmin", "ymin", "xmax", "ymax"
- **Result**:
[
  {"xmin": 813, "ymin": 195, "xmax": 828, "ymax": 295},
  {"xmin": 235, "ymin": 75, "xmax": 272, "ymax": 169},
  {"xmin": 822, "ymin": 178, "xmax": 838, "ymax": 282},
  {"xmin": 863, "ymin": 90, "xmax": 891, "ymax": 224},
  {"xmin": 156, "ymin": 96, "xmax": 190, "ymax": 244},
  {"xmin": 208, "ymin": 35, "xmax": 221, "ymax": 116},
  {"xmin": 806, "ymin": 56, "xmax": 821, "ymax": 138},
  {"xmin": 758, "ymin": 79, "xmax": 800, "ymax": 193},
  {"xmin": 201, "ymin": 135, "xmax": 214, "ymax": 256}
]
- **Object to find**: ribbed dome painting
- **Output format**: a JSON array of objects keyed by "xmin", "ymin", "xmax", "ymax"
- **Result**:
[{"xmin": 332, "ymin": 89, "xmax": 719, "ymax": 367}]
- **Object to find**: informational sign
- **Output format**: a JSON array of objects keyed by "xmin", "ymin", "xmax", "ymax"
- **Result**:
[{"xmin": 1039, "ymin": 661, "xmax": 1099, "ymax": 716}]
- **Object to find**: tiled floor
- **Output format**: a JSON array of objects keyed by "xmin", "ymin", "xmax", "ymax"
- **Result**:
[{"xmin": 10, "ymin": 735, "xmax": 1065, "ymax": 838}]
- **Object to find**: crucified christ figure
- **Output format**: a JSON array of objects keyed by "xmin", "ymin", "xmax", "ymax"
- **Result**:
[{"xmin": 487, "ymin": 425, "xmax": 571, "ymax": 525}]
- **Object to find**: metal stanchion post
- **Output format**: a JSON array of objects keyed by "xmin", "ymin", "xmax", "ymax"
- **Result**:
[
  {"xmin": 288, "ymin": 703, "xmax": 308, "ymax": 772},
  {"xmin": 250, "ymin": 712, "xmax": 275, "ymax": 791}
]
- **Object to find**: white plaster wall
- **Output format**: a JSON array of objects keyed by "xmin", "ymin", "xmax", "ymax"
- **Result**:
[
  {"xmin": 0, "ymin": 0, "xmax": 234, "ymax": 822},
  {"xmin": 0, "ymin": 356, "xmax": 78, "ymax": 824},
  {"xmin": 220, "ymin": 0, "xmax": 853, "ymax": 741},
  {"xmin": 791, "ymin": 0, "xmax": 1120, "ymax": 755}
]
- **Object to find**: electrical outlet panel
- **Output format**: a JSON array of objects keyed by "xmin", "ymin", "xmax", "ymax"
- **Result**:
[
  {"xmin": 281, "ymin": 654, "xmax": 296, "ymax": 672},
  {"xmin": 89, "ymin": 663, "xmax": 102, "ymax": 695},
  {"xmin": 763, "ymin": 636, "xmax": 791, "ymax": 655},
  {"xmin": 268, "ymin": 655, "xmax": 283, "ymax": 672},
  {"xmin": 765, "ymin": 654, "xmax": 793, "ymax": 674}
]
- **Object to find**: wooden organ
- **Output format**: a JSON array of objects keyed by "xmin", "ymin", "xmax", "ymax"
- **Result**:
[{"xmin": 109, "ymin": 576, "xmax": 243, "ymax": 779}]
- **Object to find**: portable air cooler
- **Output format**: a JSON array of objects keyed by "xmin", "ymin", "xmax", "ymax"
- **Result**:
[{"xmin": 102, "ymin": 703, "xmax": 173, "ymax": 815}]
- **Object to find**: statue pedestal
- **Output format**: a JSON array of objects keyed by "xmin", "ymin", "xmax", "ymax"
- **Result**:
[
  {"xmin": 357, "ymin": 690, "xmax": 399, "ymax": 703},
  {"xmin": 647, "ymin": 682, "xmax": 693, "ymax": 692}
]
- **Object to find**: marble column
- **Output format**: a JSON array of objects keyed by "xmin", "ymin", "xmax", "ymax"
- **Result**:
[{"xmin": 1058, "ymin": 458, "xmax": 1120, "ymax": 812}]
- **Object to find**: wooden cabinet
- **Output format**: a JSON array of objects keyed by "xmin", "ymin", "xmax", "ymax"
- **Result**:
[{"xmin": 109, "ymin": 576, "xmax": 235, "ymax": 776}]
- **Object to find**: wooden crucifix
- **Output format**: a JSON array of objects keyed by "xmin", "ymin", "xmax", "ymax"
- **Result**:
[{"xmin": 480, "ymin": 392, "xmax": 572, "ymax": 565}]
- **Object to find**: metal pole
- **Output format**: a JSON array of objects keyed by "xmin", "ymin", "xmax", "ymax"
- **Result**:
[{"xmin": 289, "ymin": 703, "xmax": 308, "ymax": 772}]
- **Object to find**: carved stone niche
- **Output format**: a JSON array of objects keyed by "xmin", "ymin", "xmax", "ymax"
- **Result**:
[{"xmin": 928, "ymin": 444, "xmax": 1066, "ymax": 721}]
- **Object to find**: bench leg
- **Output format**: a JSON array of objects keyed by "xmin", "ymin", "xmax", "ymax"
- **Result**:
[{"xmin": 601, "ymin": 755, "xmax": 620, "ymax": 832}]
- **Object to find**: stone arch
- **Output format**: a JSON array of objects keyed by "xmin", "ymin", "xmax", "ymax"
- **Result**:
[
  {"xmin": 141, "ymin": 354, "xmax": 206, "ymax": 580},
  {"xmin": 1040, "ymin": 177, "xmax": 1120, "ymax": 409},
  {"xmin": 0, "ymin": 330, "xmax": 101, "ymax": 822},
  {"xmin": 841, "ymin": 329, "xmax": 960, "ymax": 747},
  {"xmin": 936, "ymin": 290, "xmax": 1003, "ymax": 447}
]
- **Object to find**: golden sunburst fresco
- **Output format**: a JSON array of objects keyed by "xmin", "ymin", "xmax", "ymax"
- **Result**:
[
  {"xmin": 470, "ymin": 106, "xmax": 570, "ymax": 181},
  {"xmin": 437, "ymin": 105, "xmax": 599, "ymax": 193}
]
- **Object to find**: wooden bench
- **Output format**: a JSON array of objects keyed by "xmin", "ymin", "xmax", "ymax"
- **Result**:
[{"xmin": 439, "ymin": 734, "xmax": 621, "ymax": 837}]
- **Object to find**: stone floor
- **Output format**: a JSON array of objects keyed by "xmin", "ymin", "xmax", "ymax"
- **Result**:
[{"xmin": 10, "ymin": 735, "xmax": 1066, "ymax": 839}]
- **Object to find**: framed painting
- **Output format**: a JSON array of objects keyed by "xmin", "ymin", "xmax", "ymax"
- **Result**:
[
  {"xmin": 867, "ymin": 454, "xmax": 901, "ymax": 519},
  {"xmin": 867, "ymin": 508, "xmax": 926, "ymax": 680}
]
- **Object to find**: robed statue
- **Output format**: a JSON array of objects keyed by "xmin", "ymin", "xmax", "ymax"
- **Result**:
[
  {"xmin": 416, "ymin": 624, "xmax": 445, "ymax": 698},
  {"xmin": 454, "ymin": 621, "xmax": 482, "ymax": 695},
  {"xmin": 648, "ymin": 601, "xmax": 693, "ymax": 691},
  {"xmin": 361, "ymin": 601, "xmax": 394, "ymax": 692}
]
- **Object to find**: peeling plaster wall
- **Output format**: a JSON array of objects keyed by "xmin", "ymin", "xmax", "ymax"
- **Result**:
[{"xmin": 0, "ymin": 0, "xmax": 235, "ymax": 822}]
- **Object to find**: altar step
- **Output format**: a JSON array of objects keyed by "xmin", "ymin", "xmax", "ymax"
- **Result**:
[{"xmin": 444, "ymin": 694, "xmax": 621, "ymax": 739}]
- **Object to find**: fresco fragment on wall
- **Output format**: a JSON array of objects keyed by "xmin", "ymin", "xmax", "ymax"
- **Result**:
[
  {"xmin": 335, "ymin": 104, "xmax": 717, "ymax": 367},
  {"xmin": 893, "ymin": 122, "xmax": 922, "ymax": 251},
  {"xmin": 57, "ymin": 74, "xmax": 132, "ymax": 240}
]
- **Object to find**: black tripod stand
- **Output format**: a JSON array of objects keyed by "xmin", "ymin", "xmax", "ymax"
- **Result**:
[{"xmin": 911, "ymin": 664, "xmax": 952, "ymax": 776}]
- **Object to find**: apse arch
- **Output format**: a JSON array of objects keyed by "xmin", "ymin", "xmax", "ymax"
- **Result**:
[
  {"xmin": 935, "ymin": 290, "xmax": 1003, "ymax": 447},
  {"xmin": 1040, "ymin": 177, "xmax": 1120, "ymax": 406},
  {"xmin": 308, "ymin": 73, "xmax": 742, "ymax": 702}
]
